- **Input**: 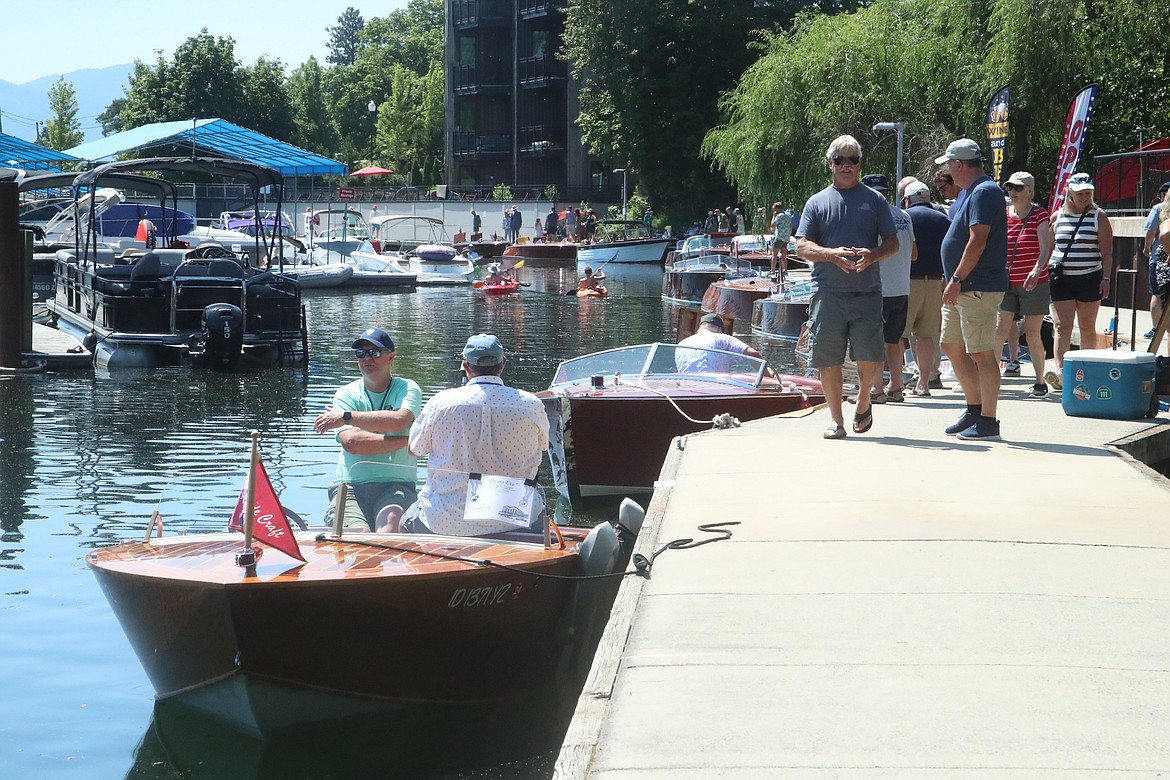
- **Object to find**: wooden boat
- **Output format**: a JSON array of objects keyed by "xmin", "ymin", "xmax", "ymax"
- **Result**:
[
  {"xmin": 577, "ymin": 285, "xmax": 607, "ymax": 298},
  {"xmin": 33, "ymin": 159, "xmax": 308, "ymax": 371},
  {"xmin": 662, "ymin": 234, "xmax": 766, "ymax": 306},
  {"xmin": 576, "ymin": 221, "xmax": 672, "ymax": 265},
  {"xmin": 701, "ymin": 276, "xmax": 774, "ymax": 328},
  {"xmin": 751, "ymin": 277, "xmax": 813, "ymax": 342},
  {"xmin": 538, "ymin": 343, "xmax": 824, "ymax": 500},
  {"xmin": 502, "ymin": 241, "xmax": 577, "ymax": 266},
  {"xmin": 87, "ymin": 474, "xmax": 644, "ymax": 739}
]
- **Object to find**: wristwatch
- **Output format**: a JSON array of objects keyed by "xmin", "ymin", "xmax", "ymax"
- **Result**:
[
  {"xmin": 950, "ymin": 274, "xmax": 963, "ymax": 284},
  {"xmin": 342, "ymin": 411, "xmax": 352, "ymax": 422}
]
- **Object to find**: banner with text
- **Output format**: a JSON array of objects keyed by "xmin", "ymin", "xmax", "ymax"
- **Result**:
[
  {"xmin": 985, "ymin": 85, "xmax": 1010, "ymax": 184},
  {"xmin": 1049, "ymin": 84, "xmax": 1099, "ymax": 212}
]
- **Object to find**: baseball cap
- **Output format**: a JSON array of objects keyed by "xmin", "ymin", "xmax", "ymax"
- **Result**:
[
  {"xmin": 462, "ymin": 333, "xmax": 504, "ymax": 367},
  {"xmin": 861, "ymin": 173, "xmax": 890, "ymax": 192},
  {"xmin": 934, "ymin": 138, "xmax": 982, "ymax": 165},
  {"xmin": 1158, "ymin": 182, "xmax": 1170, "ymax": 197},
  {"xmin": 1006, "ymin": 171, "xmax": 1035, "ymax": 188},
  {"xmin": 1066, "ymin": 172, "xmax": 1094, "ymax": 192},
  {"xmin": 700, "ymin": 313, "xmax": 725, "ymax": 328},
  {"xmin": 904, "ymin": 181, "xmax": 931, "ymax": 200},
  {"xmin": 352, "ymin": 327, "xmax": 394, "ymax": 351}
]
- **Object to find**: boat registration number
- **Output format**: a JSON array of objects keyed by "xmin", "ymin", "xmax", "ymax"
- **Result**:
[{"xmin": 448, "ymin": 582, "xmax": 519, "ymax": 608}]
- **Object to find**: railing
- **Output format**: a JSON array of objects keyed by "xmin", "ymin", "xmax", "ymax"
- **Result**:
[
  {"xmin": 453, "ymin": 132, "xmax": 512, "ymax": 159},
  {"xmin": 518, "ymin": 55, "xmax": 567, "ymax": 86},
  {"xmin": 451, "ymin": 0, "xmax": 511, "ymax": 27},
  {"xmin": 452, "ymin": 64, "xmax": 511, "ymax": 92},
  {"xmin": 518, "ymin": 125, "xmax": 566, "ymax": 155},
  {"xmin": 519, "ymin": 0, "xmax": 556, "ymax": 17}
]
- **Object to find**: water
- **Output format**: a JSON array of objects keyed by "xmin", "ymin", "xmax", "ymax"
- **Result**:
[{"xmin": 0, "ymin": 263, "xmax": 799, "ymax": 779}]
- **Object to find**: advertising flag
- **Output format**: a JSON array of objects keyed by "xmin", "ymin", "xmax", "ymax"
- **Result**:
[
  {"xmin": 229, "ymin": 459, "xmax": 305, "ymax": 562},
  {"xmin": 1049, "ymin": 84, "xmax": 1099, "ymax": 212},
  {"xmin": 985, "ymin": 85, "xmax": 1010, "ymax": 184}
]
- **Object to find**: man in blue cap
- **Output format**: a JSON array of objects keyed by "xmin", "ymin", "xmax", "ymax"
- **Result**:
[
  {"xmin": 313, "ymin": 327, "xmax": 422, "ymax": 530},
  {"xmin": 402, "ymin": 333, "xmax": 549, "ymax": 536}
]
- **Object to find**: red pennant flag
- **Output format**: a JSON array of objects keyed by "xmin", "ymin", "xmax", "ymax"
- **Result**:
[{"xmin": 228, "ymin": 460, "xmax": 305, "ymax": 562}]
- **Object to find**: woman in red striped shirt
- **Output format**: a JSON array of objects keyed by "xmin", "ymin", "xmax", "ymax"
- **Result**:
[{"xmin": 993, "ymin": 171, "xmax": 1053, "ymax": 397}]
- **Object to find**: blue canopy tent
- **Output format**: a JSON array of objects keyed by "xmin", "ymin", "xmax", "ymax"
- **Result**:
[
  {"xmin": 64, "ymin": 119, "xmax": 345, "ymax": 177},
  {"xmin": 0, "ymin": 133, "xmax": 81, "ymax": 172}
]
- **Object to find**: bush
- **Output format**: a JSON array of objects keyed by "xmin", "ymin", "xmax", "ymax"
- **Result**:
[{"xmin": 492, "ymin": 183, "xmax": 513, "ymax": 201}]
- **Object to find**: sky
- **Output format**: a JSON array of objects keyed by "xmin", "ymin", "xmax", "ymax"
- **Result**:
[{"xmin": 4, "ymin": 0, "xmax": 411, "ymax": 84}]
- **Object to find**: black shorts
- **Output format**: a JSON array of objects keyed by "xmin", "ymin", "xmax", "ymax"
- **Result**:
[
  {"xmin": 881, "ymin": 295, "xmax": 909, "ymax": 345},
  {"xmin": 1050, "ymin": 269, "xmax": 1102, "ymax": 303}
]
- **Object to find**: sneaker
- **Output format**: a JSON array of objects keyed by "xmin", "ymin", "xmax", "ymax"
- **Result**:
[
  {"xmin": 957, "ymin": 417, "xmax": 1001, "ymax": 441},
  {"xmin": 1003, "ymin": 360, "xmax": 1021, "ymax": 376},
  {"xmin": 1144, "ymin": 328, "xmax": 1157, "ymax": 339},
  {"xmin": 1044, "ymin": 370, "xmax": 1062, "ymax": 390},
  {"xmin": 1031, "ymin": 383, "xmax": 1049, "ymax": 398},
  {"xmin": 945, "ymin": 410, "xmax": 979, "ymax": 436},
  {"xmin": 929, "ymin": 377, "xmax": 945, "ymax": 390}
]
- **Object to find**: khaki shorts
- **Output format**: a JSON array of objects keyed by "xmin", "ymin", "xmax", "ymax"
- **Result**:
[
  {"xmin": 940, "ymin": 291, "xmax": 1005, "ymax": 355},
  {"xmin": 904, "ymin": 278, "xmax": 943, "ymax": 339}
]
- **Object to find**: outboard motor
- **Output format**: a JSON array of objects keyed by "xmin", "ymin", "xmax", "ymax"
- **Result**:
[{"xmin": 200, "ymin": 303, "xmax": 244, "ymax": 368}]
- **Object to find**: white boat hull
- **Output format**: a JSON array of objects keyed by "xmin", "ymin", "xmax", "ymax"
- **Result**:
[{"xmin": 578, "ymin": 239, "xmax": 671, "ymax": 265}]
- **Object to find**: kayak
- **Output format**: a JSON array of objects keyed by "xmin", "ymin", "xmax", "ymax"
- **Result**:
[
  {"xmin": 577, "ymin": 286, "xmax": 607, "ymax": 298},
  {"xmin": 482, "ymin": 280, "xmax": 520, "ymax": 295}
]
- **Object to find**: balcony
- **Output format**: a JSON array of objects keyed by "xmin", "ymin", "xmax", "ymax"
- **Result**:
[
  {"xmin": 452, "ymin": 64, "xmax": 511, "ymax": 95},
  {"xmin": 518, "ymin": 125, "xmax": 566, "ymax": 157},
  {"xmin": 453, "ymin": 132, "xmax": 512, "ymax": 159},
  {"xmin": 519, "ymin": 0, "xmax": 558, "ymax": 18},
  {"xmin": 518, "ymin": 55, "xmax": 567, "ymax": 87},
  {"xmin": 451, "ymin": 0, "xmax": 511, "ymax": 29}
]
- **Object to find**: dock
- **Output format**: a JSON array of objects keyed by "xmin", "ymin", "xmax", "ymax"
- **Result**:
[
  {"xmin": 22, "ymin": 322, "xmax": 91, "ymax": 370},
  {"xmin": 557, "ymin": 326, "xmax": 1170, "ymax": 776}
]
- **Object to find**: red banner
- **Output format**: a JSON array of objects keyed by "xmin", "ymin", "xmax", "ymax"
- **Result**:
[
  {"xmin": 229, "ymin": 460, "xmax": 305, "ymax": 562},
  {"xmin": 1049, "ymin": 84, "xmax": 1099, "ymax": 212}
]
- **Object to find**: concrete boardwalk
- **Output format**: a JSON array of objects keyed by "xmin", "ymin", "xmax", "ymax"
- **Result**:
[{"xmin": 557, "ymin": 368, "xmax": 1170, "ymax": 778}]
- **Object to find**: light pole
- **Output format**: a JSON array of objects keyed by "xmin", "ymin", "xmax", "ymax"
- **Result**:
[
  {"xmin": 613, "ymin": 168, "xmax": 627, "ymax": 219},
  {"xmin": 367, "ymin": 100, "xmax": 377, "ymax": 163},
  {"xmin": 872, "ymin": 121, "xmax": 904, "ymax": 194}
]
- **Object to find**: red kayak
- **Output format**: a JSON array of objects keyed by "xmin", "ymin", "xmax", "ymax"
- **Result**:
[{"xmin": 481, "ymin": 280, "xmax": 520, "ymax": 295}]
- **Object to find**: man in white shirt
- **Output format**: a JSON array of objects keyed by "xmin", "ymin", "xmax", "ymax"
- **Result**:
[
  {"xmin": 402, "ymin": 334, "xmax": 549, "ymax": 536},
  {"xmin": 675, "ymin": 313, "xmax": 764, "ymax": 374}
]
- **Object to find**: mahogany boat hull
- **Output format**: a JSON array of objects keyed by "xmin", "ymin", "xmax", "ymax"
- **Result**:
[
  {"xmin": 88, "ymin": 527, "xmax": 632, "ymax": 737},
  {"xmin": 702, "ymin": 278, "xmax": 773, "ymax": 327},
  {"xmin": 542, "ymin": 386, "xmax": 821, "ymax": 499},
  {"xmin": 502, "ymin": 243, "xmax": 577, "ymax": 265}
]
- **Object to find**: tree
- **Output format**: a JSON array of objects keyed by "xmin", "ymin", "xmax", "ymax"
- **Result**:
[
  {"xmin": 327, "ymin": 7, "xmax": 366, "ymax": 67},
  {"xmin": 239, "ymin": 56, "xmax": 295, "ymax": 141},
  {"xmin": 288, "ymin": 57, "xmax": 338, "ymax": 155},
  {"xmin": 96, "ymin": 97, "xmax": 127, "ymax": 136},
  {"xmin": 376, "ymin": 62, "xmax": 443, "ymax": 183},
  {"xmin": 119, "ymin": 30, "xmax": 245, "ymax": 128},
  {"xmin": 43, "ymin": 78, "xmax": 85, "ymax": 150},
  {"xmin": 362, "ymin": 0, "xmax": 442, "ymax": 77}
]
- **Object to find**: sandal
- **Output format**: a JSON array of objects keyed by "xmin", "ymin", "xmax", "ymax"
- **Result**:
[
  {"xmin": 886, "ymin": 387, "xmax": 905, "ymax": 403},
  {"xmin": 852, "ymin": 405, "xmax": 873, "ymax": 434},
  {"xmin": 910, "ymin": 387, "xmax": 931, "ymax": 397},
  {"xmin": 823, "ymin": 424, "xmax": 847, "ymax": 440}
]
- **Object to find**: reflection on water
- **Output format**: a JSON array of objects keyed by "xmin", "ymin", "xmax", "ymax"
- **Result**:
[{"xmin": 0, "ymin": 264, "xmax": 802, "ymax": 779}]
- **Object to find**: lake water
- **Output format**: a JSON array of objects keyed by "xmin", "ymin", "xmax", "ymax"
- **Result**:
[{"xmin": 0, "ymin": 263, "xmax": 799, "ymax": 779}]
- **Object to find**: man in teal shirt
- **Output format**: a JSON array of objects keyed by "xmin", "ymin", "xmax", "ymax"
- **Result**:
[{"xmin": 313, "ymin": 327, "xmax": 422, "ymax": 530}]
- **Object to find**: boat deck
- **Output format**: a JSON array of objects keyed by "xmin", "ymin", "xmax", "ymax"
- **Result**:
[
  {"xmin": 558, "ymin": 322, "xmax": 1170, "ymax": 776},
  {"xmin": 26, "ymin": 322, "xmax": 91, "ymax": 369}
]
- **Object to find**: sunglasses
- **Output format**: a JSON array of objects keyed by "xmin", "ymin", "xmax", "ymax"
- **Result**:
[
  {"xmin": 1005, "ymin": 183, "xmax": 1023, "ymax": 192},
  {"xmin": 354, "ymin": 348, "xmax": 386, "ymax": 359},
  {"xmin": 832, "ymin": 155, "xmax": 860, "ymax": 166}
]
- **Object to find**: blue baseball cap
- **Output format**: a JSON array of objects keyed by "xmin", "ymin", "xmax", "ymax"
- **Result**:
[
  {"xmin": 462, "ymin": 333, "xmax": 504, "ymax": 367},
  {"xmin": 352, "ymin": 327, "xmax": 395, "ymax": 351},
  {"xmin": 861, "ymin": 173, "xmax": 890, "ymax": 192}
]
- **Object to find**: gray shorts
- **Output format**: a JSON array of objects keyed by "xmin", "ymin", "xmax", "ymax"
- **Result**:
[
  {"xmin": 325, "ymin": 481, "xmax": 418, "ymax": 531},
  {"xmin": 1000, "ymin": 282, "xmax": 1051, "ymax": 317},
  {"xmin": 808, "ymin": 290, "xmax": 886, "ymax": 367}
]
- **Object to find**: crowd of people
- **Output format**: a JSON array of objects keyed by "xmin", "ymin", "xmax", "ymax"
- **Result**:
[{"xmin": 793, "ymin": 133, "xmax": 1118, "ymax": 443}]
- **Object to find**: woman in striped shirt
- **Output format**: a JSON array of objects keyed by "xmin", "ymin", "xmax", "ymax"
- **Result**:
[
  {"xmin": 1047, "ymin": 173, "xmax": 1113, "ymax": 375},
  {"xmin": 994, "ymin": 171, "xmax": 1052, "ymax": 396}
]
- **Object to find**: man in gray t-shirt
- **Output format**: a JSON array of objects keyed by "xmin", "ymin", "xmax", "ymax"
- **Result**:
[{"xmin": 795, "ymin": 135, "xmax": 899, "ymax": 440}]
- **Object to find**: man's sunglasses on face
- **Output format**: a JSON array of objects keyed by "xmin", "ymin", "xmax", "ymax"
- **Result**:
[
  {"xmin": 355, "ymin": 348, "xmax": 385, "ymax": 359},
  {"xmin": 832, "ymin": 155, "xmax": 860, "ymax": 166}
]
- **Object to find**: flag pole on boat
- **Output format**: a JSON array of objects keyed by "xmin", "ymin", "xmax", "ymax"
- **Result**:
[{"xmin": 235, "ymin": 430, "xmax": 261, "ymax": 573}]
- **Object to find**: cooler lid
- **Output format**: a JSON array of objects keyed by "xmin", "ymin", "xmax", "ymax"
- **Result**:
[{"xmin": 1064, "ymin": 349, "xmax": 1156, "ymax": 365}]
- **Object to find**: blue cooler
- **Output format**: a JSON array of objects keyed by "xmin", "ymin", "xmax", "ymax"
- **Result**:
[{"xmin": 1062, "ymin": 349, "xmax": 1157, "ymax": 419}]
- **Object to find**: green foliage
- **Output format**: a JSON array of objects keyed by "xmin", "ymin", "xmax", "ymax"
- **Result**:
[
  {"xmin": 492, "ymin": 183, "xmax": 514, "ymax": 201},
  {"xmin": 362, "ymin": 0, "xmax": 443, "ymax": 77},
  {"xmin": 327, "ymin": 8, "xmax": 365, "ymax": 67},
  {"xmin": 542, "ymin": 184, "xmax": 559, "ymax": 201},
  {"xmin": 96, "ymin": 98, "xmax": 126, "ymax": 137},
  {"xmin": 627, "ymin": 187, "xmax": 650, "ymax": 220},
  {"xmin": 375, "ymin": 63, "xmax": 443, "ymax": 183},
  {"xmin": 287, "ymin": 57, "xmax": 338, "ymax": 154},
  {"xmin": 43, "ymin": 78, "xmax": 84, "ymax": 150}
]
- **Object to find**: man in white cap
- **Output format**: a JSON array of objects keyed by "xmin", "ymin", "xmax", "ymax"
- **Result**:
[
  {"xmin": 901, "ymin": 179, "xmax": 951, "ymax": 396},
  {"xmin": 403, "ymin": 334, "xmax": 549, "ymax": 536},
  {"xmin": 936, "ymin": 138, "xmax": 1009, "ymax": 441},
  {"xmin": 313, "ymin": 327, "xmax": 422, "ymax": 530}
]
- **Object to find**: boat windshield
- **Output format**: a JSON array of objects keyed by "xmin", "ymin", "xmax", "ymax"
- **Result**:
[
  {"xmin": 597, "ymin": 221, "xmax": 652, "ymax": 242},
  {"xmin": 549, "ymin": 343, "xmax": 767, "ymax": 388}
]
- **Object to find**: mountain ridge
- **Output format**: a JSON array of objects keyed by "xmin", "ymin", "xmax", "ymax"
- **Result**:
[{"xmin": 0, "ymin": 64, "xmax": 134, "ymax": 142}]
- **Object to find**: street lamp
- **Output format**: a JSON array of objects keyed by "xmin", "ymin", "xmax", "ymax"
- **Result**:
[
  {"xmin": 367, "ymin": 100, "xmax": 377, "ymax": 163},
  {"xmin": 613, "ymin": 168, "xmax": 627, "ymax": 219},
  {"xmin": 872, "ymin": 121, "xmax": 904, "ymax": 193}
]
